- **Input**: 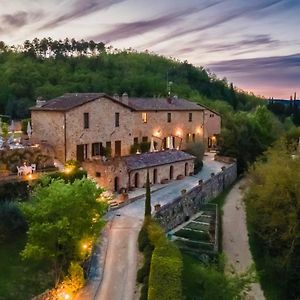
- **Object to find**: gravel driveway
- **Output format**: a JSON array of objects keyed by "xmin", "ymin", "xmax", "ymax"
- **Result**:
[{"xmin": 222, "ymin": 179, "xmax": 265, "ymax": 300}]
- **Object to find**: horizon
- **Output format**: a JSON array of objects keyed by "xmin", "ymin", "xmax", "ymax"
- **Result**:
[{"xmin": 1, "ymin": 0, "xmax": 300, "ymax": 99}]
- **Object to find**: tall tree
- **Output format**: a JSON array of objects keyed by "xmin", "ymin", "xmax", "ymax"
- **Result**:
[{"xmin": 145, "ymin": 170, "xmax": 151, "ymax": 217}]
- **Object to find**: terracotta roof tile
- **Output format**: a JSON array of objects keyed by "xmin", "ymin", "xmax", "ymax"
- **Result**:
[{"xmin": 124, "ymin": 150, "xmax": 195, "ymax": 171}]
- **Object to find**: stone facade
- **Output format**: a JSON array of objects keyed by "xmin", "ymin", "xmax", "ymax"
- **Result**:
[
  {"xmin": 154, "ymin": 162, "xmax": 237, "ymax": 231},
  {"xmin": 82, "ymin": 152, "xmax": 194, "ymax": 191},
  {"xmin": 31, "ymin": 94, "xmax": 221, "ymax": 163}
]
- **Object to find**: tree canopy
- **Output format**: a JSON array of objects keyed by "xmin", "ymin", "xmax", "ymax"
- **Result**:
[
  {"xmin": 0, "ymin": 38, "xmax": 264, "ymax": 119},
  {"xmin": 20, "ymin": 177, "xmax": 107, "ymax": 283},
  {"xmin": 245, "ymin": 136, "xmax": 300, "ymax": 298}
]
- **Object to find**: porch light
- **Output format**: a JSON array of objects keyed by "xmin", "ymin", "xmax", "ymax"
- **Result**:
[{"xmin": 176, "ymin": 130, "xmax": 182, "ymax": 137}]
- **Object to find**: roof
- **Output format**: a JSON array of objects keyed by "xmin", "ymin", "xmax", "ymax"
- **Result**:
[
  {"xmin": 30, "ymin": 93, "xmax": 205, "ymax": 112},
  {"xmin": 127, "ymin": 97, "xmax": 204, "ymax": 111},
  {"xmin": 30, "ymin": 93, "xmax": 133, "ymax": 112},
  {"xmin": 124, "ymin": 150, "xmax": 195, "ymax": 171}
]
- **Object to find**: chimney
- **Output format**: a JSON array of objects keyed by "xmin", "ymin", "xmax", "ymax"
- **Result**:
[
  {"xmin": 36, "ymin": 96, "xmax": 46, "ymax": 108},
  {"xmin": 113, "ymin": 93, "xmax": 120, "ymax": 101},
  {"xmin": 121, "ymin": 92, "xmax": 129, "ymax": 105},
  {"xmin": 294, "ymin": 92, "xmax": 297, "ymax": 101}
]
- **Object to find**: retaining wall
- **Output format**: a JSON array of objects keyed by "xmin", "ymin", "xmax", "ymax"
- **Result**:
[{"xmin": 154, "ymin": 163, "xmax": 237, "ymax": 231}]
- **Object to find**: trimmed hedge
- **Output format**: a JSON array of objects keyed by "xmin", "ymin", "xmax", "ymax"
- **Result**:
[
  {"xmin": 137, "ymin": 219, "xmax": 183, "ymax": 300},
  {"xmin": 148, "ymin": 242, "xmax": 183, "ymax": 300}
]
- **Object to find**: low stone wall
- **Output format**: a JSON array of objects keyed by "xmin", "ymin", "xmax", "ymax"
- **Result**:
[{"xmin": 154, "ymin": 163, "xmax": 237, "ymax": 231}]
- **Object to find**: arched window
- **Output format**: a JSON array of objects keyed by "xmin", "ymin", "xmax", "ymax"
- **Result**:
[
  {"xmin": 114, "ymin": 177, "xmax": 119, "ymax": 193},
  {"xmin": 169, "ymin": 165, "xmax": 174, "ymax": 180},
  {"xmin": 153, "ymin": 169, "xmax": 157, "ymax": 184},
  {"xmin": 134, "ymin": 172, "xmax": 139, "ymax": 188}
]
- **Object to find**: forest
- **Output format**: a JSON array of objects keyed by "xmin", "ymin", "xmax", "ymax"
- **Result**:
[{"xmin": 0, "ymin": 38, "xmax": 262, "ymax": 120}]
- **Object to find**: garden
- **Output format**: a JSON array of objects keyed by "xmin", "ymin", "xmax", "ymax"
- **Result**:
[
  {"xmin": 171, "ymin": 204, "xmax": 218, "ymax": 260},
  {"xmin": 0, "ymin": 164, "xmax": 108, "ymax": 300}
]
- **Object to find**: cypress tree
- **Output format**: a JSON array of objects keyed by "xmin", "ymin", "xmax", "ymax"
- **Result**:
[{"xmin": 144, "ymin": 170, "xmax": 151, "ymax": 217}]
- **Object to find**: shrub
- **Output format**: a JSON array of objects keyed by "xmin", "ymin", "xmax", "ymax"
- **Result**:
[
  {"xmin": 148, "ymin": 242, "xmax": 183, "ymax": 300},
  {"xmin": 21, "ymin": 118, "xmax": 31, "ymax": 134},
  {"xmin": 0, "ymin": 181, "xmax": 31, "ymax": 201},
  {"xmin": 185, "ymin": 142, "xmax": 205, "ymax": 173},
  {"xmin": 0, "ymin": 201, "xmax": 27, "ymax": 242}
]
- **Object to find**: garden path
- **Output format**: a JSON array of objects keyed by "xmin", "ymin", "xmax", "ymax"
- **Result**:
[{"xmin": 222, "ymin": 179, "xmax": 265, "ymax": 300}]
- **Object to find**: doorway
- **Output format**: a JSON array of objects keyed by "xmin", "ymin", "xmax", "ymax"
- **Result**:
[
  {"xmin": 153, "ymin": 169, "xmax": 157, "ymax": 184},
  {"xmin": 114, "ymin": 177, "xmax": 119, "ymax": 192},
  {"xmin": 169, "ymin": 165, "xmax": 174, "ymax": 180},
  {"xmin": 115, "ymin": 140, "xmax": 121, "ymax": 157},
  {"xmin": 134, "ymin": 172, "xmax": 139, "ymax": 188}
]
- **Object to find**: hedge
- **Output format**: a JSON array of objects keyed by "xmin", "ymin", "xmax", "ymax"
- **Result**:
[{"xmin": 148, "ymin": 242, "xmax": 183, "ymax": 300}]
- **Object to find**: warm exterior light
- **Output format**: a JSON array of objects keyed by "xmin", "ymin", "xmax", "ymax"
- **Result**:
[
  {"xmin": 196, "ymin": 128, "xmax": 202, "ymax": 134},
  {"xmin": 176, "ymin": 130, "xmax": 182, "ymax": 137},
  {"xmin": 82, "ymin": 243, "xmax": 88, "ymax": 250},
  {"xmin": 28, "ymin": 174, "xmax": 33, "ymax": 180},
  {"xmin": 153, "ymin": 129, "xmax": 161, "ymax": 137},
  {"xmin": 64, "ymin": 167, "xmax": 73, "ymax": 174},
  {"xmin": 212, "ymin": 136, "xmax": 216, "ymax": 141}
]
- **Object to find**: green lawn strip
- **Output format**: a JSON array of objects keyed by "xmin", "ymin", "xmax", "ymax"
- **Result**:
[
  {"xmin": 245, "ymin": 206, "xmax": 284, "ymax": 300},
  {"xmin": 173, "ymin": 228, "xmax": 210, "ymax": 242},
  {"xmin": 0, "ymin": 234, "xmax": 53, "ymax": 300}
]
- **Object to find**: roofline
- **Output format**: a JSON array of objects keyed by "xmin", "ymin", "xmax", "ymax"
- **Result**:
[
  {"xmin": 197, "ymin": 103, "xmax": 221, "ymax": 116},
  {"xmin": 126, "ymin": 153, "xmax": 196, "ymax": 171},
  {"xmin": 30, "ymin": 93, "xmax": 134, "ymax": 112}
]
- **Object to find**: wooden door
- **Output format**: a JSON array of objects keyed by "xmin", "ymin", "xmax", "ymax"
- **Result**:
[{"xmin": 76, "ymin": 144, "xmax": 84, "ymax": 162}]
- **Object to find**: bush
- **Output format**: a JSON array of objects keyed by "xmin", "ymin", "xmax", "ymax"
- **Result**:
[
  {"xmin": 0, "ymin": 201, "xmax": 27, "ymax": 242},
  {"xmin": 185, "ymin": 142, "xmax": 205, "ymax": 173},
  {"xmin": 148, "ymin": 242, "xmax": 183, "ymax": 300},
  {"xmin": 0, "ymin": 181, "xmax": 31, "ymax": 201},
  {"xmin": 21, "ymin": 118, "xmax": 31, "ymax": 134}
]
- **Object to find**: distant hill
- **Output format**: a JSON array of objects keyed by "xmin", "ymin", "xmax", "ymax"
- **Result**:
[{"xmin": 0, "ymin": 38, "xmax": 263, "ymax": 119}]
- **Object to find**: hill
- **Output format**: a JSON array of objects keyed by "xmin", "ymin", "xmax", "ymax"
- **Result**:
[{"xmin": 0, "ymin": 38, "xmax": 263, "ymax": 119}]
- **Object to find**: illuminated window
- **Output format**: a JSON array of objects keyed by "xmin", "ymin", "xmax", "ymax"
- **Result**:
[{"xmin": 142, "ymin": 112, "xmax": 147, "ymax": 123}]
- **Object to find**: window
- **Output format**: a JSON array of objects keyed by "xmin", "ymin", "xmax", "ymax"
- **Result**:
[
  {"xmin": 92, "ymin": 142, "xmax": 103, "ymax": 156},
  {"xmin": 186, "ymin": 133, "xmax": 191, "ymax": 143},
  {"xmin": 210, "ymin": 113, "xmax": 214, "ymax": 118},
  {"xmin": 142, "ymin": 112, "xmax": 147, "ymax": 123},
  {"xmin": 92, "ymin": 143, "xmax": 100, "ymax": 156},
  {"xmin": 167, "ymin": 113, "xmax": 171, "ymax": 123},
  {"xmin": 84, "ymin": 112, "xmax": 89, "ymax": 129},
  {"xmin": 95, "ymin": 172, "xmax": 101, "ymax": 178},
  {"xmin": 192, "ymin": 133, "xmax": 196, "ymax": 142},
  {"xmin": 134, "ymin": 137, "xmax": 139, "ymax": 144},
  {"xmin": 115, "ymin": 112, "xmax": 120, "ymax": 127},
  {"xmin": 188, "ymin": 112, "xmax": 192, "ymax": 122},
  {"xmin": 142, "ymin": 136, "xmax": 148, "ymax": 143}
]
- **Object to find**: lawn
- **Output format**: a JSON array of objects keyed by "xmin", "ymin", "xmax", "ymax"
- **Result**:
[
  {"xmin": 174, "ymin": 228, "xmax": 210, "ymax": 242},
  {"xmin": 0, "ymin": 234, "xmax": 53, "ymax": 300}
]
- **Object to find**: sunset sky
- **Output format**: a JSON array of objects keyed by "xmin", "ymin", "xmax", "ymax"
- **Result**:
[{"xmin": 1, "ymin": 0, "xmax": 300, "ymax": 99}]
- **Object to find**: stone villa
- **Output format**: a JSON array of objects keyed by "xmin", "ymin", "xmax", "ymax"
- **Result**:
[{"xmin": 31, "ymin": 93, "xmax": 220, "ymax": 191}]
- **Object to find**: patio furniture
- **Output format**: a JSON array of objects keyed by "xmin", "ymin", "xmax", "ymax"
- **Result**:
[
  {"xmin": 31, "ymin": 164, "xmax": 36, "ymax": 173},
  {"xmin": 17, "ymin": 166, "xmax": 23, "ymax": 176}
]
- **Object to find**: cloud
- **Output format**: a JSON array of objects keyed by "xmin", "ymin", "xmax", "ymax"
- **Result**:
[
  {"xmin": 1, "ymin": 11, "xmax": 43, "ymax": 28},
  {"xmin": 40, "ymin": 0, "xmax": 126, "ymax": 30},
  {"xmin": 88, "ymin": 5, "xmax": 208, "ymax": 43},
  {"xmin": 208, "ymin": 53, "xmax": 300, "ymax": 88},
  {"xmin": 203, "ymin": 34, "xmax": 280, "ymax": 53},
  {"xmin": 143, "ymin": 0, "xmax": 285, "ymax": 48}
]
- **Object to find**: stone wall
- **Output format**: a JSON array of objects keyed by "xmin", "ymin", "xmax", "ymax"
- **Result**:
[
  {"xmin": 31, "ymin": 96, "xmax": 222, "ymax": 163},
  {"xmin": 83, "ymin": 157, "xmax": 194, "ymax": 192},
  {"xmin": 154, "ymin": 162, "xmax": 237, "ymax": 231}
]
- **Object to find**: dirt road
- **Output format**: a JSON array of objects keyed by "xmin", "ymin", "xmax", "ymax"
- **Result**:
[
  {"xmin": 222, "ymin": 180, "xmax": 265, "ymax": 300},
  {"xmin": 94, "ymin": 215, "xmax": 142, "ymax": 300}
]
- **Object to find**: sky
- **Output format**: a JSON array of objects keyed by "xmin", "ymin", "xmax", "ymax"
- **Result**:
[{"xmin": 1, "ymin": 0, "xmax": 300, "ymax": 99}]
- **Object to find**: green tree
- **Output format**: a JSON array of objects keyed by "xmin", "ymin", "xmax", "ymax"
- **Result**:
[
  {"xmin": 21, "ymin": 177, "xmax": 107, "ymax": 284},
  {"xmin": 245, "ymin": 141, "xmax": 300, "ymax": 298},
  {"xmin": 145, "ymin": 171, "xmax": 151, "ymax": 217}
]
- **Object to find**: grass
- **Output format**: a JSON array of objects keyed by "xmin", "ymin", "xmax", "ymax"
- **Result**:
[
  {"xmin": 0, "ymin": 234, "xmax": 53, "ymax": 300},
  {"xmin": 185, "ymin": 222, "xmax": 210, "ymax": 231},
  {"xmin": 174, "ymin": 229, "xmax": 210, "ymax": 242}
]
